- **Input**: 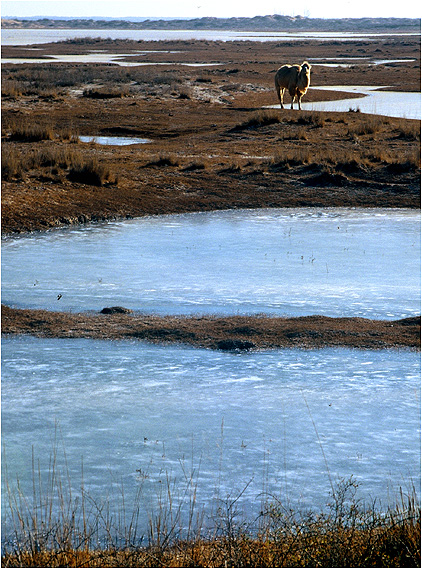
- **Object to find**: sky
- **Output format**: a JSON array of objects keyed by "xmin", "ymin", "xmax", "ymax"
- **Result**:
[{"xmin": 1, "ymin": 0, "xmax": 420, "ymax": 20}]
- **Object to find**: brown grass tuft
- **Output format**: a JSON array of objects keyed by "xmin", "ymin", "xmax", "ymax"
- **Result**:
[
  {"xmin": 1, "ymin": 147, "xmax": 24, "ymax": 180},
  {"xmin": 234, "ymin": 110, "xmax": 282, "ymax": 130},
  {"xmin": 145, "ymin": 154, "xmax": 181, "ymax": 168},
  {"xmin": 8, "ymin": 122, "xmax": 55, "ymax": 142},
  {"xmin": 68, "ymin": 156, "xmax": 117, "ymax": 186},
  {"xmin": 296, "ymin": 111, "xmax": 326, "ymax": 127}
]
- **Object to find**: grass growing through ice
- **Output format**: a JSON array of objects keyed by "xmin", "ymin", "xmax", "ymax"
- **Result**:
[{"xmin": 2, "ymin": 440, "xmax": 420, "ymax": 568}]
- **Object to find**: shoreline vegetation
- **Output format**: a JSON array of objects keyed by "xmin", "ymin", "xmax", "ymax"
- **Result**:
[
  {"xmin": 2, "ymin": 453, "xmax": 420, "ymax": 568},
  {"xmin": 2, "ymin": 306, "xmax": 420, "ymax": 350}
]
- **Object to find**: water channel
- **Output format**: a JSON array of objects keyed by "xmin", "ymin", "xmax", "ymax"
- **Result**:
[
  {"xmin": 2, "ymin": 28, "xmax": 418, "ymax": 46},
  {"xmin": 79, "ymin": 135, "xmax": 151, "ymax": 145},
  {"xmin": 1, "ymin": 208, "xmax": 420, "ymax": 543},
  {"xmin": 303, "ymin": 86, "xmax": 421, "ymax": 120}
]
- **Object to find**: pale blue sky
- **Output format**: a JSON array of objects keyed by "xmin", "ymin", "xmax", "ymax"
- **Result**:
[{"xmin": 1, "ymin": 0, "xmax": 420, "ymax": 19}]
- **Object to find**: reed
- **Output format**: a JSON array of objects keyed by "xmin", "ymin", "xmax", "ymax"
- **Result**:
[
  {"xmin": 1, "ymin": 145, "xmax": 117, "ymax": 186},
  {"xmin": 2, "ymin": 439, "xmax": 420, "ymax": 568}
]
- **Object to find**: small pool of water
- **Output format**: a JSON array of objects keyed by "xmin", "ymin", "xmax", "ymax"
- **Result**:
[
  {"xmin": 2, "ymin": 337, "xmax": 420, "ymax": 542},
  {"xmin": 297, "ymin": 86, "xmax": 420, "ymax": 119},
  {"xmin": 79, "ymin": 135, "xmax": 151, "ymax": 145},
  {"xmin": 2, "ymin": 208, "xmax": 420, "ymax": 319},
  {"xmin": 1, "ymin": 51, "xmax": 225, "ymax": 67},
  {"xmin": 311, "ymin": 58, "xmax": 416, "ymax": 67}
]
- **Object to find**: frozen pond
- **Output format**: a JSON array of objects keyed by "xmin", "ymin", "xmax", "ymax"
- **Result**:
[
  {"xmin": 2, "ymin": 208, "xmax": 420, "ymax": 319},
  {"xmin": 2, "ymin": 336, "xmax": 420, "ymax": 542}
]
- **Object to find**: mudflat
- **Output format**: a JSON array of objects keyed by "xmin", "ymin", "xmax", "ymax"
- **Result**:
[{"xmin": 2, "ymin": 36, "xmax": 420, "ymax": 349}]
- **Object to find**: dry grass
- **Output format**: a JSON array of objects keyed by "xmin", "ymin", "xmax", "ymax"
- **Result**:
[
  {"xmin": 8, "ymin": 122, "xmax": 55, "ymax": 143},
  {"xmin": 1, "ymin": 145, "xmax": 117, "ymax": 186},
  {"xmin": 296, "ymin": 111, "xmax": 326, "ymax": 127},
  {"xmin": 233, "ymin": 110, "xmax": 282, "ymax": 130},
  {"xmin": 347, "ymin": 115, "xmax": 387, "ymax": 136},
  {"xmin": 145, "ymin": 154, "xmax": 182, "ymax": 168},
  {"xmin": 2, "ymin": 445, "xmax": 420, "ymax": 569},
  {"xmin": 396, "ymin": 122, "xmax": 421, "ymax": 141},
  {"xmin": 68, "ymin": 156, "xmax": 117, "ymax": 186},
  {"xmin": 1, "ymin": 146, "xmax": 25, "ymax": 180}
]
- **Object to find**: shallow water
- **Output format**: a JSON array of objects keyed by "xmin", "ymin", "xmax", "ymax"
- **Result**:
[
  {"xmin": 2, "ymin": 208, "xmax": 420, "ymax": 319},
  {"xmin": 79, "ymin": 135, "xmax": 151, "ymax": 145},
  {"xmin": 2, "ymin": 28, "xmax": 417, "ymax": 46},
  {"xmin": 312, "ymin": 59, "xmax": 416, "ymax": 67},
  {"xmin": 2, "ymin": 336, "xmax": 420, "ymax": 539},
  {"xmin": 270, "ymin": 86, "xmax": 421, "ymax": 120},
  {"xmin": 1, "ymin": 53, "xmax": 225, "ymax": 66}
]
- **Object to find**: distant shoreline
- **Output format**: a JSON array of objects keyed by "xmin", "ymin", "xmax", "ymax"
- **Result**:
[{"xmin": 2, "ymin": 15, "xmax": 420, "ymax": 32}]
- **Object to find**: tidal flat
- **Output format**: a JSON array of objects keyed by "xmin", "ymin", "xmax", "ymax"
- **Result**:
[{"xmin": 2, "ymin": 36, "xmax": 420, "ymax": 235}]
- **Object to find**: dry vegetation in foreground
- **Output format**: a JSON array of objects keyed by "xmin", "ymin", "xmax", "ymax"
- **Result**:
[{"xmin": 2, "ymin": 442, "xmax": 420, "ymax": 568}]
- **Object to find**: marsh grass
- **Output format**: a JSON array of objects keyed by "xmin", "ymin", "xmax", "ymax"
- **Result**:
[
  {"xmin": 2, "ymin": 439, "xmax": 420, "ymax": 568},
  {"xmin": 1, "ymin": 146, "xmax": 117, "ymax": 186},
  {"xmin": 233, "ymin": 110, "xmax": 282, "ymax": 130},
  {"xmin": 145, "ymin": 154, "xmax": 181, "ymax": 168},
  {"xmin": 8, "ymin": 123, "xmax": 55, "ymax": 143},
  {"xmin": 68, "ymin": 156, "xmax": 117, "ymax": 186}
]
